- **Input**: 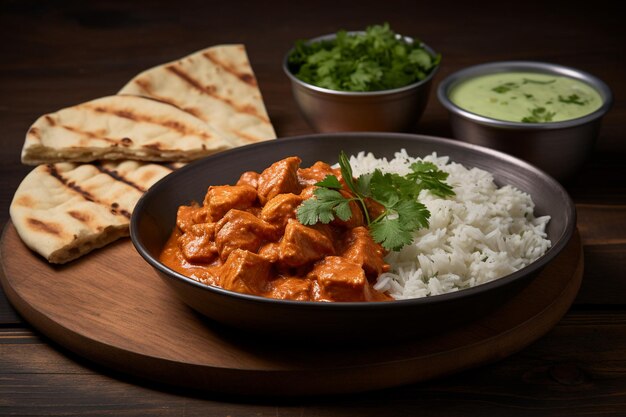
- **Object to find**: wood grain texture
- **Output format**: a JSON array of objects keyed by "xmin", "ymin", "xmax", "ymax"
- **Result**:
[
  {"xmin": 0, "ymin": 0, "xmax": 625, "ymax": 414},
  {"xmin": 0, "ymin": 222, "xmax": 582, "ymax": 396},
  {"xmin": 3, "ymin": 312, "xmax": 626, "ymax": 416}
]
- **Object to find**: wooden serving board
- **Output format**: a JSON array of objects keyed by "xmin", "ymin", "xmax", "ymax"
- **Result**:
[{"xmin": 0, "ymin": 222, "xmax": 583, "ymax": 396}]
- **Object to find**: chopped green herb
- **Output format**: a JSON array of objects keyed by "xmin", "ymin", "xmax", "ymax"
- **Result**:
[
  {"xmin": 492, "ymin": 82, "xmax": 518, "ymax": 94},
  {"xmin": 521, "ymin": 106, "xmax": 556, "ymax": 123},
  {"xmin": 288, "ymin": 23, "xmax": 440, "ymax": 92},
  {"xmin": 296, "ymin": 152, "xmax": 455, "ymax": 251},
  {"xmin": 558, "ymin": 94, "xmax": 587, "ymax": 105},
  {"xmin": 524, "ymin": 93, "xmax": 534, "ymax": 99}
]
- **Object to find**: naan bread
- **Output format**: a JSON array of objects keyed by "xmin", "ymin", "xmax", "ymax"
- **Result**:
[
  {"xmin": 119, "ymin": 44, "xmax": 276, "ymax": 146},
  {"xmin": 21, "ymin": 95, "xmax": 232, "ymax": 165},
  {"xmin": 10, "ymin": 160, "xmax": 173, "ymax": 264}
]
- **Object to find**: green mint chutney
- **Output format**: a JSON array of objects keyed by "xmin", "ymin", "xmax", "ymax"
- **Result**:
[{"xmin": 449, "ymin": 72, "xmax": 603, "ymax": 123}]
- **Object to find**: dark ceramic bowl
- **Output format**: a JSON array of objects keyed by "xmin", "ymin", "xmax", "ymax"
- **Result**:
[{"xmin": 130, "ymin": 133, "xmax": 575, "ymax": 342}]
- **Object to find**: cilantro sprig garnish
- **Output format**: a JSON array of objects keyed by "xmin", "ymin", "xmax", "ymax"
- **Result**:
[
  {"xmin": 288, "ymin": 23, "xmax": 440, "ymax": 92},
  {"xmin": 296, "ymin": 152, "xmax": 455, "ymax": 251}
]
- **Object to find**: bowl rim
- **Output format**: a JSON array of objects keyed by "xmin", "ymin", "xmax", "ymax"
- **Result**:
[
  {"xmin": 436, "ymin": 60, "xmax": 613, "ymax": 129},
  {"xmin": 130, "ymin": 132, "xmax": 576, "ymax": 311},
  {"xmin": 282, "ymin": 31, "xmax": 440, "ymax": 97}
]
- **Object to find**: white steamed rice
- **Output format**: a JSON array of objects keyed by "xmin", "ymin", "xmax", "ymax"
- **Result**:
[{"xmin": 348, "ymin": 149, "xmax": 552, "ymax": 300}]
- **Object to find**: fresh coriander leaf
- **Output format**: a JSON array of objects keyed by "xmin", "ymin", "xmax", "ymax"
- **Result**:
[
  {"xmin": 314, "ymin": 187, "xmax": 345, "ymax": 200},
  {"xmin": 407, "ymin": 161, "xmax": 455, "ymax": 198},
  {"xmin": 369, "ymin": 171, "xmax": 401, "ymax": 207},
  {"xmin": 355, "ymin": 172, "xmax": 373, "ymax": 197},
  {"xmin": 333, "ymin": 200, "xmax": 353, "ymax": 221},
  {"xmin": 394, "ymin": 199, "xmax": 430, "ymax": 230},
  {"xmin": 338, "ymin": 151, "xmax": 358, "ymax": 195},
  {"xmin": 391, "ymin": 172, "xmax": 424, "ymax": 199},
  {"xmin": 410, "ymin": 161, "xmax": 440, "ymax": 174},
  {"xmin": 297, "ymin": 199, "xmax": 327, "ymax": 225},
  {"xmin": 296, "ymin": 188, "xmax": 351, "ymax": 225},
  {"xmin": 369, "ymin": 218, "xmax": 414, "ymax": 251},
  {"xmin": 315, "ymin": 174, "xmax": 342, "ymax": 189}
]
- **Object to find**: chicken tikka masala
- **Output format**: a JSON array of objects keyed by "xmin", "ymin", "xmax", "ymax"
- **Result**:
[{"xmin": 160, "ymin": 156, "xmax": 392, "ymax": 302}]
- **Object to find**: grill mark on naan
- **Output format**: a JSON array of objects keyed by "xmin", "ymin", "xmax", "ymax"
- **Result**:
[
  {"xmin": 227, "ymin": 128, "xmax": 265, "ymax": 144},
  {"xmin": 131, "ymin": 80, "xmax": 187, "ymax": 112},
  {"xmin": 84, "ymin": 103, "xmax": 215, "ymax": 140},
  {"xmin": 27, "ymin": 127, "xmax": 40, "ymax": 141},
  {"xmin": 60, "ymin": 124, "xmax": 120, "ymax": 145},
  {"xmin": 109, "ymin": 202, "xmax": 131, "ymax": 219},
  {"xmin": 94, "ymin": 162, "xmax": 173, "ymax": 193},
  {"xmin": 68, "ymin": 210, "xmax": 90, "ymax": 223},
  {"xmin": 31, "ymin": 114, "xmax": 121, "ymax": 146},
  {"xmin": 130, "ymin": 80, "xmax": 210, "ymax": 122},
  {"xmin": 14, "ymin": 195, "xmax": 34, "ymax": 207},
  {"xmin": 45, "ymin": 164, "xmax": 132, "ymax": 219},
  {"xmin": 44, "ymin": 115, "xmax": 56, "ymax": 126},
  {"xmin": 201, "ymin": 50, "xmax": 257, "ymax": 87},
  {"xmin": 165, "ymin": 64, "xmax": 270, "ymax": 124},
  {"xmin": 27, "ymin": 218, "xmax": 62, "ymax": 236}
]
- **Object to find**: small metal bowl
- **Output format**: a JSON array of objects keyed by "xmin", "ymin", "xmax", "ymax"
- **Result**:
[
  {"xmin": 283, "ymin": 33, "xmax": 439, "ymax": 133},
  {"xmin": 437, "ymin": 61, "xmax": 612, "ymax": 182}
]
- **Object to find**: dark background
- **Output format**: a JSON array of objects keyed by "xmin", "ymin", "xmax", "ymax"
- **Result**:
[{"xmin": 1, "ymin": 0, "xmax": 625, "ymax": 415}]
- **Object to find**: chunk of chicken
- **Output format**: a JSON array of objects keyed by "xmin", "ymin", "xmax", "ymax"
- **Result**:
[
  {"xmin": 278, "ymin": 219, "xmax": 335, "ymax": 268},
  {"xmin": 258, "ymin": 242, "xmax": 280, "ymax": 263},
  {"xmin": 178, "ymin": 223, "xmax": 218, "ymax": 263},
  {"xmin": 260, "ymin": 193, "xmax": 303, "ymax": 232},
  {"xmin": 266, "ymin": 277, "xmax": 312, "ymax": 301},
  {"xmin": 220, "ymin": 249, "xmax": 271, "ymax": 295},
  {"xmin": 236, "ymin": 171, "xmax": 259, "ymax": 189},
  {"xmin": 299, "ymin": 185, "xmax": 316, "ymax": 200},
  {"xmin": 257, "ymin": 156, "xmax": 303, "ymax": 205},
  {"xmin": 340, "ymin": 226, "xmax": 389, "ymax": 278},
  {"xmin": 297, "ymin": 161, "xmax": 340, "ymax": 186},
  {"xmin": 203, "ymin": 184, "xmax": 257, "ymax": 222},
  {"xmin": 307, "ymin": 256, "xmax": 371, "ymax": 302},
  {"xmin": 176, "ymin": 205, "xmax": 210, "ymax": 233},
  {"xmin": 215, "ymin": 209, "xmax": 277, "ymax": 261}
]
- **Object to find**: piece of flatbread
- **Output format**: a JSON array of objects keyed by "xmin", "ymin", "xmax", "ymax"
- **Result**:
[
  {"xmin": 10, "ymin": 160, "xmax": 173, "ymax": 264},
  {"xmin": 119, "ymin": 44, "xmax": 276, "ymax": 146},
  {"xmin": 21, "ymin": 95, "xmax": 232, "ymax": 165}
]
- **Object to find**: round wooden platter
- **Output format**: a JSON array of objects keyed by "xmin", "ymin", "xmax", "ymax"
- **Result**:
[{"xmin": 0, "ymin": 221, "xmax": 583, "ymax": 397}]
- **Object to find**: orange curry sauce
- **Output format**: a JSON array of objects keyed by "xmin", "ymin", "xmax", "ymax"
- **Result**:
[{"xmin": 159, "ymin": 156, "xmax": 392, "ymax": 302}]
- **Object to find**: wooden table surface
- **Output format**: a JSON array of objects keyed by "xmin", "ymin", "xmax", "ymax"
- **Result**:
[{"xmin": 1, "ymin": 0, "xmax": 625, "ymax": 415}]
